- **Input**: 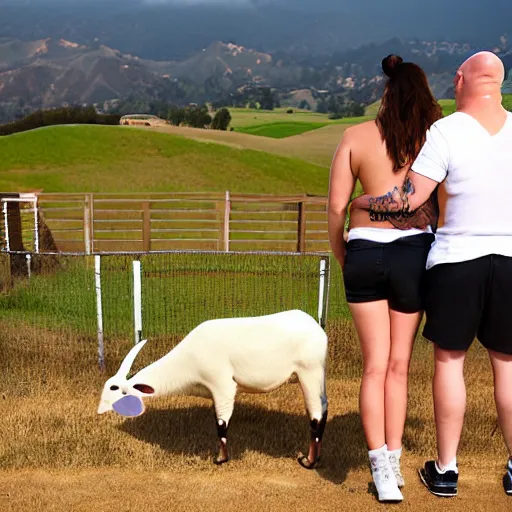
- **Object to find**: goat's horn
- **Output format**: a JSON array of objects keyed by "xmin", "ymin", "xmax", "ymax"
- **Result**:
[{"xmin": 117, "ymin": 339, "xmax": 149, "ymax": 378}]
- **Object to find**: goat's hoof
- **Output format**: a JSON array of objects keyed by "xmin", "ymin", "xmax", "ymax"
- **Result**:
[{"xmin": 297, "ymin": 453, "xmax": 320, "ymax": 470}]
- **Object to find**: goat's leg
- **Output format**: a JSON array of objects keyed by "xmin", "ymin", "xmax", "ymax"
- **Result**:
[
  {"xmin": 296, "ymin": 367, "xmax": 328, "ymax": 470},
  {"xmin": 210, "ymin": 381, "xmax": 237, "ymax": 465}
]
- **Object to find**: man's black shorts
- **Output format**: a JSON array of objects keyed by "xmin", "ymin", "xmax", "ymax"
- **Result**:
[
  {"xmin": 423, "ymin": 254, "xmax": 512, "ymax": 355},
  {"xmin": 342, "ymin": 233, "xmax": 434, "ymax": 313}
]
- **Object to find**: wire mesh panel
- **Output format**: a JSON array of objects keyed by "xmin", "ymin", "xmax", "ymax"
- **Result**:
[
  {"xmin": 0, "ymin": 254, "xmax": 97, "ymax": 396},
  {"xmin": 139, "ymin": 252, "xmax": 325, "ymax": 339}
]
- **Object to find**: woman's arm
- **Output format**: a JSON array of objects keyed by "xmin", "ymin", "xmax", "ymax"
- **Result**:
[{"xmin": 328, "ymin": 131, "xmax": 357, "ymax": 268}]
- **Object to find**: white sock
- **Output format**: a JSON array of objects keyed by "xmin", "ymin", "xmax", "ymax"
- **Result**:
[
  {"xmin": 436, "ymin": 458, "xmax": 458, "ymax": 474},
  {"xmin": 387, "ymin": 447, "xmax": 402, "ymax": 459},
  {"xmin": 369, "ymin": 444, "xmax": 387, "ymax": 458},
  {"xmin": 508, "ymin": 457, "xmax": 512, "ymax": 471}
]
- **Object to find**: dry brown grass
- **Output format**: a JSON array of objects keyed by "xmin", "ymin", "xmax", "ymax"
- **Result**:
[
  {"xmin": 1, "ymin": 319, "xmax": 509, "ymax": 510},
  {"xmin": 2, "ymin": 464, "xmax": 511, "ymax": 512},
  {"xmin": 145, "ymin": 123, "xmax": 353, "ymax": 168}
]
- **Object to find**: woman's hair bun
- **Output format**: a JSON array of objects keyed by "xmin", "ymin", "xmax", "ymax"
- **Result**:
[{"xmin": 382, "ymin": 54, "xmax": 404, "ymax": 78}]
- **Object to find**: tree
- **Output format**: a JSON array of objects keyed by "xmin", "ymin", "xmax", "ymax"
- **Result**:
[
  {"xmin": 168, "ymin": 107, "xmax": 186, "ymax": 126},
  {"xmin": 184, "ymin": 104, "xmax": 212, "ymax": 128},
  {"xmin": 352, "ymin": 103, "xmax": 365, "ymax": 117},
  {"xmin": 316, "ymin": 99, "xmax": 328, "ymax": 114},
  {"xmin": 298, "ymin": 100, "xmax": 311, "ymax": 110},
  {"xmin": 211, "ymin": 107, "xmax": 231, "ymax": 130},
  {"xmin": 327, "ymin": 95, "xmax": 339, "ymax": 113},
  {"xmin": 259, "ymin": 88, "xmax": 274, "ymax": 110}
]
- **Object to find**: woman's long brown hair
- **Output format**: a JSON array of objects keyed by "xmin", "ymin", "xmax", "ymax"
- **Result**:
[{"xmin": 377, "ymin": 55, "xmax": 443, "ymax": 172}]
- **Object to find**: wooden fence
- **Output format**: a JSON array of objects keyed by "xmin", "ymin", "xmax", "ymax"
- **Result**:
[{"xmin": 1, "ymin": 192, "xmax": 331, "ymax": 253}]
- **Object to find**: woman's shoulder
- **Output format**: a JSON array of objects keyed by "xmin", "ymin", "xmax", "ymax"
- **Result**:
[
  {"xmin": 346, "ymin": 119, "xmax": 378, "ymax": 135},
  {"xmin": 342, "ymin": 120, "xmax": 379, "ymax": 145}
]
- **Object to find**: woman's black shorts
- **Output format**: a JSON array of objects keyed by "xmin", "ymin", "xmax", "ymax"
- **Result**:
[{"xmin": 342, "ymin": 233, "xmax": 435, "ymax": 313}]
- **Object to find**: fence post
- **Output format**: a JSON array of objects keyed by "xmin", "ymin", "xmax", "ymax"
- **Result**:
[
  {"xmin": 26, "ymin": 254, "xmax": 31, "ymax": 279},
  {"xmin": 89, "ymin": 194, "xmax": 95, "ymax": 253},
  {"xmin": 95, "ymin": 255, "xmax": 105, "ymax": 371},
  {"xmin": 33, "ymin": 199, "xmax": 39, "ymax": 254},
  {"xmin": 297, "ymin": 201, "xmax": 306, "ymax": 253},
  {"xmin": 133, "ymin": 259, "xmax": 143, "ymax": 345},
  {"xmin": 142, "ymin": 201, "xmax": 151, "ymax": 252},
  {"xmin": 317, "ymin": 257, "xmax": 330, "ymax": 329},
  {"xmin": 2, "ymin": 201, "xmax": 9, "ymax": 252},
  {"xmin": 84, "ymin": 195, "xmax": 91, "ymax": 254},
  {"xmin": 223, "ymin": 191, "xmax": 230, "ymax": 252}
]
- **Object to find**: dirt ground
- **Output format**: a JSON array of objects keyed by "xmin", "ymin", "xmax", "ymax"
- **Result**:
[
  {"xmin": 2, "ymin": 322, "xmax": 510, "ymax": 511},
  {"xmin": 1, "ymin": 460, "xmax": 510, "ymax": 512}
]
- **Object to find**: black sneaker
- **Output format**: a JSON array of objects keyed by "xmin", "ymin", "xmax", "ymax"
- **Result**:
[
  {"xmin": 504, "ymin": 460, "xmax": 512, "ymax": 496},
  {"xmin": 419, "ymin": 460, "xmax": 458, "ymax": 497}
]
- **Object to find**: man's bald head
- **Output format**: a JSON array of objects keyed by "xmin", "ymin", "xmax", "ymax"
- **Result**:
[{"xmin": 454, "ymin": 51, "xmax": 505, "ymax": 104}]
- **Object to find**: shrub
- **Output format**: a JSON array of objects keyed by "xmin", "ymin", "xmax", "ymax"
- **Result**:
[
  {"xmin": 211, "ymin": 107, "xmax": 232, "ymax": 131},
  {"xmin": 0, "ymin": 106, "xmax": 121, "ymax": 136}
]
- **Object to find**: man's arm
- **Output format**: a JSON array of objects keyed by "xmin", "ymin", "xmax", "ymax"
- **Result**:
[
  {"xmin": 328, "ymin": 131, "xmax": 357, "ymax": 268},
  {"xmin": 350, "ymin": 171, "xmax": 438, "ymax": 220},
  {"xmin": 350, "ymin": 123, "xmax": 450, "ymax": 225}
]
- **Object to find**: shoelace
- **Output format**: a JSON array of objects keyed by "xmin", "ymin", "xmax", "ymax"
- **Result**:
[
  {"xmin": 372, "ymin": 455, "xmax": 392, "ymax": 481},
  {"xmin": 388, "ymin": 455, "xmax": 402, "ymax": 478}
]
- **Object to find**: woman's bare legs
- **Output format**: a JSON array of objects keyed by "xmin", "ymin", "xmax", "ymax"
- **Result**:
[
  {"xmin": 349, "ymin": 300, "xmax": 391, "ymax": 450},
  {"xmin": 386, "ymin": 309, "xmax": 422, "ymax": 450},
  {"xmin": 350, "ymin": 302, "xmax": 420, "ymax": 450}
]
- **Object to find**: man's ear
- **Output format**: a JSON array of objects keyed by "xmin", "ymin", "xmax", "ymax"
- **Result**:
[
  {"xmin": 133, "ymin": 384, "xmax": 155, "ymax": 394},
  {"xmin": 454, "ymin": 70, "xmax": 463, "ymax": 87}
]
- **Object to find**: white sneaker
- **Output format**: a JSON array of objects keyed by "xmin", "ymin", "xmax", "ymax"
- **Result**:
[
  {"xmin": 370, "ymin": 451, "xmax": 404, "ymax": 502},
  {"xmin": 388, "ymin": 452, "xmax": 405, "ymax": 488}
]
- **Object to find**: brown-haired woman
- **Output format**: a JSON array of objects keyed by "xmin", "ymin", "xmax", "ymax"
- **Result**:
[{"xmin": 327, "ymin": 55, "xmax": 442, "ymax": 502}]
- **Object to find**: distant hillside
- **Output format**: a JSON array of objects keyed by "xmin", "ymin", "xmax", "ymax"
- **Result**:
[
  {"xmin": 1, "ymin": 35, "xmax": 510, "ymax": 120},
  {"xmin": 0, "ymin": 125, "xmax": 328, "ymax": 194},
  {"xmin": 0, "ymin": 38, "xmax": 188, "ymax": 110}
]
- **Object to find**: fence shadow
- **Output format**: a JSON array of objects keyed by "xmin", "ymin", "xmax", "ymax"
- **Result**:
[{"xmin": 119, "ymin": 403, "xmax": 368, "ymax": 484}]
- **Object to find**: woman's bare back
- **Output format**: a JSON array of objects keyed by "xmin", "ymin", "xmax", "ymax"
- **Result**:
[{"xmin": 346, "ymin": 120, "xmax": 410, "ymax": 230}]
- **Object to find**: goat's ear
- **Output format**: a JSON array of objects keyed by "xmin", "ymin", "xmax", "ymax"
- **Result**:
[{"xmin": 133, "ymin": 384, "xmax": 155, "ymax": 394}]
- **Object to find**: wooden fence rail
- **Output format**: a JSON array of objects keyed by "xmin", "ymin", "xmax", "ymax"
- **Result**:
[{"xmin": 1, "ymin": 192, "xmax": 331, "ymax": 254}]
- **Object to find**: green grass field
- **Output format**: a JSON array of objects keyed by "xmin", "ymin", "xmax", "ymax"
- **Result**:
[
  {"xmin": 439, "ymin": 99, "xmax": 457, "ymax": 116},
  {"xmin": 236, "ymin": 121, "xmax": 330, "ymax": 138},
  {"xmin": 0, "ymin": 125, "xmax": 328, "ymax": 194},
  {"xmin": 367, "ymin": 95, "xmax": 511, "ymax": 120},
  {"xmin": 229, "ymin": 108, "xmax": 373, "ymax": 139},
  {"xmin": 228, "ymin": 108, "xmax": 335, "ymax": 128},
  {"xmin": 0, "ymin": 253, "xmax": 349, "ymax": 340}
]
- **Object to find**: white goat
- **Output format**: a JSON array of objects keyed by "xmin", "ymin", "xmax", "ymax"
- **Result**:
[{"xmin": 98, "ymin": 309, "xmax": 328, "ymax": 468}]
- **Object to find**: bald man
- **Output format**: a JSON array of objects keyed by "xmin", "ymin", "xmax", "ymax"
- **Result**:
[{"xmin": 351, "ymin": 51, "xmax": 512, "ymax": 498}]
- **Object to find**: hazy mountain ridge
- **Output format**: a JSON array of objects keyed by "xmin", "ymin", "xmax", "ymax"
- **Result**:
[
  {"xmin": 0, "ymin": 0, "xmax": 510, "ymax": 60},
  {"xmin": 0, "ymin": 37, "xmax": 189, "ymax": 108},
  {"xmin": 0, "ymin": 35, "xmax": 510, "ymax": 119}
]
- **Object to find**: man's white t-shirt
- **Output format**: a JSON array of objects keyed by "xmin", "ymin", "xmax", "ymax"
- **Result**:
[{"xmin": 411, "ymin": 111, "xmax": 512, "ymax": 270}]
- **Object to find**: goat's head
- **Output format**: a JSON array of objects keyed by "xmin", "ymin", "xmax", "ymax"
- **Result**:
[{"xmin": 97, "ymin": 339, "xmax": 155, "ymax": 417}]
